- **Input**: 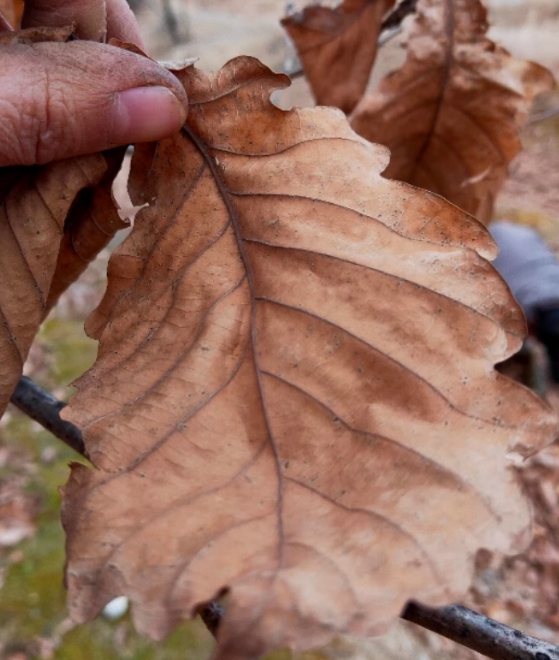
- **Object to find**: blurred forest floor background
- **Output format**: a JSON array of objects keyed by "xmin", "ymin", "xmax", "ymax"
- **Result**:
[{"xmin": 1, "ymin": 1, "xmax": 559, "ymax": 659}]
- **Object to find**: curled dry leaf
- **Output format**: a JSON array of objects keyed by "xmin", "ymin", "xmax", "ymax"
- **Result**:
[
  {"xmin": 21, "ymin": 0, "xmax": 107, "ymax": 42},
  {"xmin": 0, "ymin": 0, "xmax": 13, "ymax": 28},
  {"xmin": 282, "ymin": 0, "xmax": 395, "ymax": 114},
  {"xmin": 0, "ymin": 153, "xmax": 108, "ymax": 416},
  {"xmin": 0, "ymin": 27, "xmax": 126, "ymax": 416},
  {"xmin": 0, "ymin": 0, "xmax": 24, "ymax": 29},
  {"xmin": 0, "ymin": 11, "xmax": 10, "ymax": 30},
  {"xmin": 349, "ymin": 0, "xmax": 555, "ymax": 225},
  {"xmin": 62, "ymin": 56, "xmax": 556, "ymax": 660},
  {"xmin": 0, "ymin": 23, "xmax": 75, "ymax": 44},
  {"xmin": 46, "ymin": 147, "xmax": 128, "ymax": 312}
]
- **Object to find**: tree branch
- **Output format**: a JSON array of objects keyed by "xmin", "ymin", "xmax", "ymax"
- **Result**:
[
  {"xmin": 9, "ymin": 376, "xmax": 87, "ymax": 458},
  {"xmin": 381, "ymin": 0, "xmax": 418, "ymax": 32},
  {"xmin": 402, "ymin": 602, "xmax": 559, "ymax": 660},
  {"xmin": 10, "ymin": 376, "xmax": 559, "ymax": 660},
  {"xmin": 527, "ymin": 106, "xmax": 559, "ymax": 125}
]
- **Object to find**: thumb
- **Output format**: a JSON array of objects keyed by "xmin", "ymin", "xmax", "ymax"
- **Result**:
[{"xmin": 0, "ymin": 40, "xmax": 188, "ymax": 166}]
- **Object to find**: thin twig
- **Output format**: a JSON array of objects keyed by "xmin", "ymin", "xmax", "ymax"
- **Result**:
[
  {"xmin": 198, "ymin": 601, "xmax": 226, "ymax": 636},
  {"xmin": 527, "ymin": 106, "xmax": 559, "ymax": 125},
  {"xmin": 380, "ymin": 0, "xmax": 418, "ymax": 32},
  {"xmin": 402, "ymin": 602, "xmax": 559, "ymax": 660},
  {"xmin": 11, "ymin": 377, "xmax": 559, "ymax": 660},
  {"xmin": 9, "ymin": 376, "xmax": 86, "ymax": 457}
]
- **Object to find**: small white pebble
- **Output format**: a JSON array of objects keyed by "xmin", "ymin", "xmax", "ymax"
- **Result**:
[{"xmin": 103, "ymin": 596, "xmax": 129, "ymax": 620}]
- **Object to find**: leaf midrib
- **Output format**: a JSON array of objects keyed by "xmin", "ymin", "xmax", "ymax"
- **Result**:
[
  {"xmin": 181, "ymin": 124, "xmax": 286, "ymax": 566},
  {"xmin": 409, "ymin": 0, "xmax": 455, "ymax": 181}
]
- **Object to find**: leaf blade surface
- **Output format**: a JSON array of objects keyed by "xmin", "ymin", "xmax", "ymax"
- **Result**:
[
  {"xmin": 62, "ymin": 56, "xmax": 556, "ymax": 659},
  {"xmin": 0, "ymin": 27, "xmax": 126, "ymax": 414},
  {"xmin": 0, "ymin": 152, "xmax": 108, "ymax": 415},
  {"xmin": 282, "ymin": 0, "xmax": 395, "ymax": 114},
  {"xmin": 349, "ymin": 0, "xmax": 555, "ymax": 224}
]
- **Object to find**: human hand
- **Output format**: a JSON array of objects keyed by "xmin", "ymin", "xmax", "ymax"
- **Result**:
[{"xmin": 0, "ymin": 0, "xmax": 188, "ymax": 166}]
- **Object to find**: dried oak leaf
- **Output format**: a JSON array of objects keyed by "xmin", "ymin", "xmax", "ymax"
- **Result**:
[
  {"xmin": 46, "ymin": 147, "xmax": 128, "ymax": 312},
  {"xmin": 0, "ymin": 23, "xmax": 75, "ymax": 44},
  {"xmin": 0, "ymin": 0, "xmax": 23, "ymax": 29},
  {"xmin": 282, "ymin": 0, "xmax": 395, "ymax": 114},
  {"xmin": 62, "ymin": 56, "xmax": 556, "ymax": 660},
  {"xmin": 10, "ymin": 10, "xmax": 129, "ymax": 315},
  {"xmin": 0, "ymin": 27, "xmax": 125, "ymax": 416},
  {"xmin": 0, "ymin": 154, "xmax": 109, "ymax": 416},
  {"xmin": 45, "ymin": 35, "xmax": 148, "ymax": 311},
  {"xmin": 349, "ymin": 0, "xmax": 555, "ymax": 225},
  {"xmin": 21, "ymin": 0, "xmax": 107, "ymax": 42}
]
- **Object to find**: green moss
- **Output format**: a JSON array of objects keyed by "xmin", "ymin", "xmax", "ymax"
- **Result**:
[
  {"xmin": 56, "ymin": 617, "xmax": 214, "ymax": 660},
  {"xmin": 38, "ymin": 317, "xmax": 98, "ymax": 395}
]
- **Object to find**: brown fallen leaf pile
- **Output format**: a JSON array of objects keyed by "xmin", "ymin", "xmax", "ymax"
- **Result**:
[{"xmin": 0, "ymin": 0, "xmax": 558, "ymax": 658}]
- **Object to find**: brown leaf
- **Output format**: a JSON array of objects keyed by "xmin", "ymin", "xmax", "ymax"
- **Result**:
[
  {"xmin": 349, "ymin": 0, "xmax": 555, "ymax": 225},
  {"xmin": 0, "ymin": 153, "xmax": 109, "ymax": 416},
  {"xmin": 21, "ymin": 0, "xmax": 107, "ymax": 42},
  {"xmin": 0, "ymin": 24, "xmax": 75, "ymax": 45},
  {"xmin": 62, "ymin": 56, "xmax": 556, "ymax": 659},
  {"xmin": 46, "ymin": 147, "xmax": 128, "ymax": 312},
  {"xmin": 0, "ymin": 0, "xmax": 23, "ymax": 29},
  {"xmin": 282, "ymin": 0, "xmax": 395, "ymax": 114},
  {"xmin": 0, "ymin": 26, "xmax": 126, "ymax": 415}
]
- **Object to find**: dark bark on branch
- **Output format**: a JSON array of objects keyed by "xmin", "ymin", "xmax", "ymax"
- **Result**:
[
  {"xmin": 402, "ymin": 602, "xmax": 559, "ymax": 660},
  {"xmin": 198, "ymin": 600, "xmax": 226, "ymax": 637},
  {"xmin": 10, "ymin": 376, "xmax": 559, "ymax": 660},
  {"xmin": 381, "ymin": 0, "xmax": 418, "ymax": 32},
  {"xmin": 9, "ymin": 376, "xmax": 87, "ymax": 458}
]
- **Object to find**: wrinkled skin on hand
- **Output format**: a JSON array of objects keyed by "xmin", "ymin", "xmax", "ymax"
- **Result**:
[{"xmin": 0, "ymin": 0, "xmax": 188, "ymax": 166}]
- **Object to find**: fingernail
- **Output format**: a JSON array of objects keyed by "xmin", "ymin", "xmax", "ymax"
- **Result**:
[{"xmin": 113, "ymin": 86, "xmax": 187, "ymax": 144}]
